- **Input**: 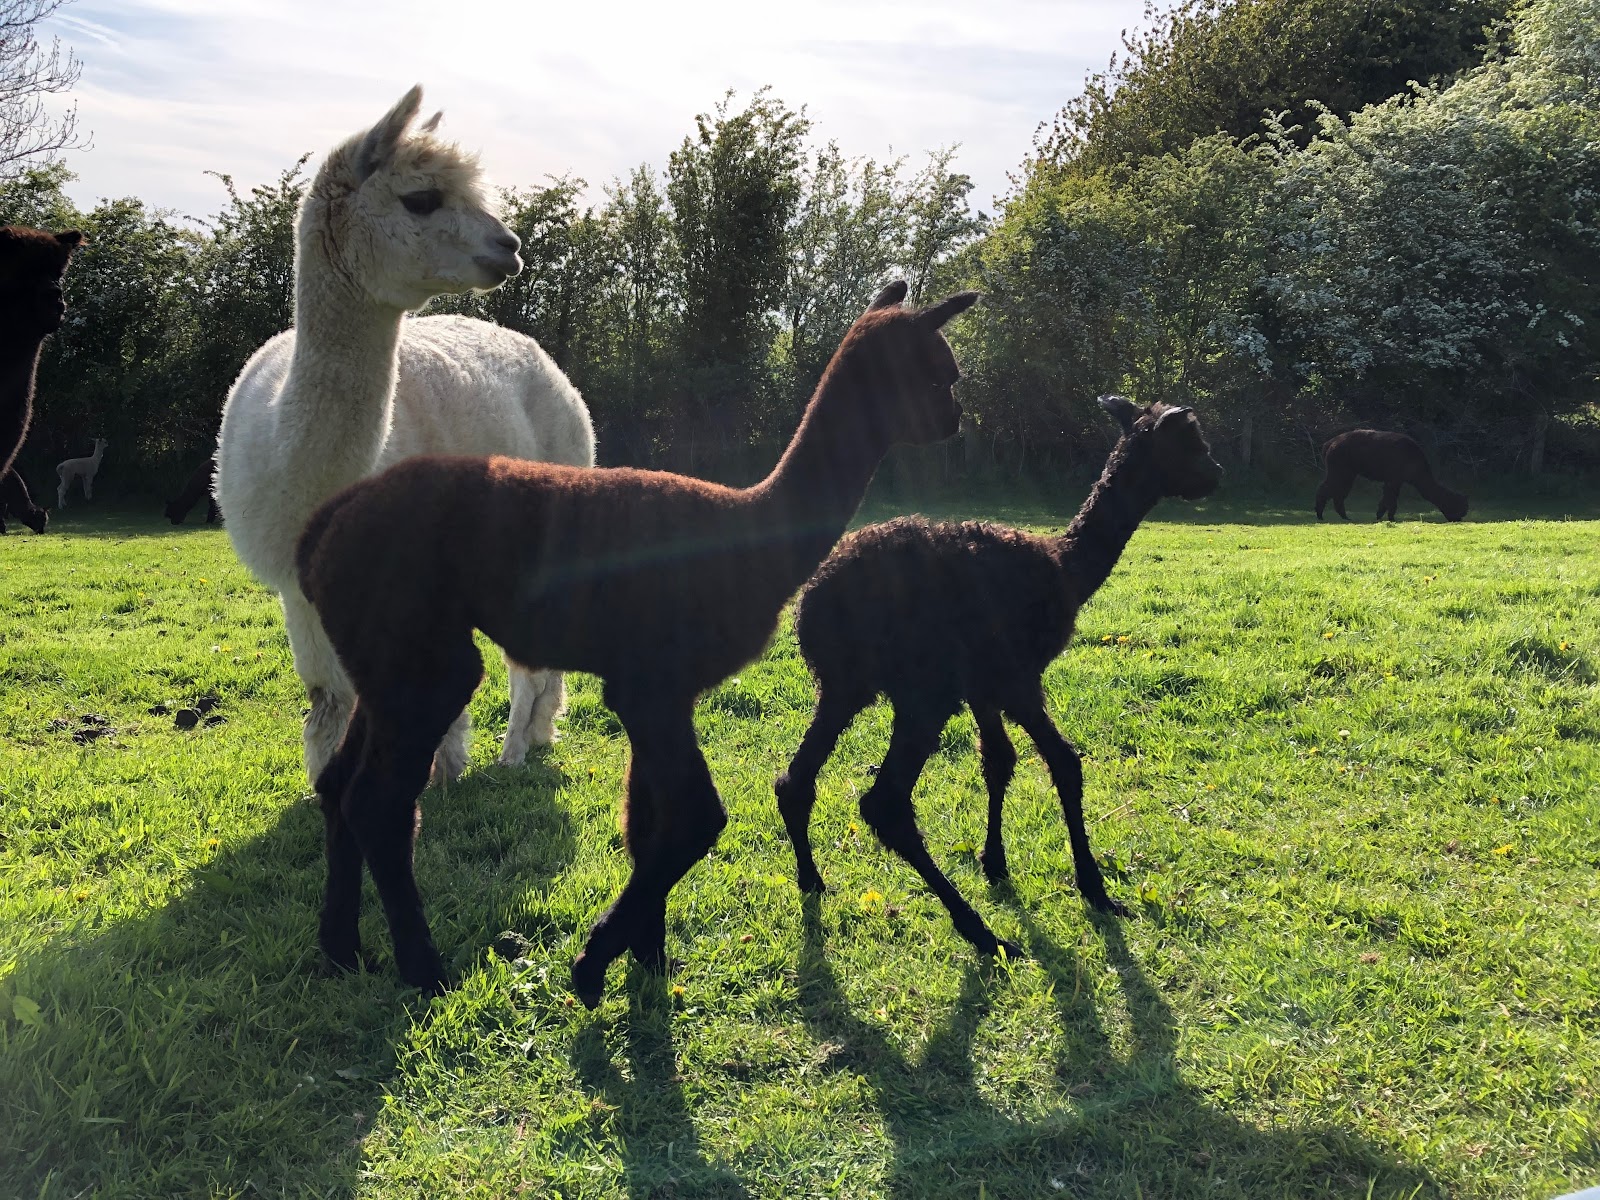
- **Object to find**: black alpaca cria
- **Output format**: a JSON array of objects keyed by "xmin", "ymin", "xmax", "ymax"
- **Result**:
[
  {"xmin": 1315, "ymin": 429, "xmax": 1467, "ymax": 522},
  {"xmin": 0, "ymin": 225, "xmax": 84, "ymax": 476},
  {"xmin": 164, "ymin": 456, "xmax": 221, "ymax": 524},
  {"xmin": 0, "ymin": 467, "xmax": 47, "ymax": 533},
  {"xmin": 775, "ymin": 396, "xmax": 1222, "ymax": 955}
]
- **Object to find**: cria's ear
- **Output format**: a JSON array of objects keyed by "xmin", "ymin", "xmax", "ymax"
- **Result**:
[
  {"xmin": 357, "ymin": 84, "xmax": 424, "ymax": 181},
  {"xmin": 55, "ymin": 230, "xmax": 85, "ymax": 249},
  {"xmin": 919, "ymin": 290, "xmax": 980, "ymax": 328},
  {"xmin": 868, "ymin": 280, "xmax": 908, "ymax": 311},
  {"xmin": 1154, "ymin": 405, "xmax": 1194, "ymax": 429},
  {"xmin": 1098, "ymin": 394, "xmax": 1141, "ymax": 435}
]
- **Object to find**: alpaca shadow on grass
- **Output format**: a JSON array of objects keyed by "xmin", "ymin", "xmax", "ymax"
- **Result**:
[
  {"xmin": 797, "ymin": 897, "xmax": 1439, "ymax": 1199},
  {"xmin": 570, "ymin": 968, "xmax": 752, "ymax": 1200},
  {"xmin": 0, "ymin": 753, "xmax": 575, "ymax": 1198}
]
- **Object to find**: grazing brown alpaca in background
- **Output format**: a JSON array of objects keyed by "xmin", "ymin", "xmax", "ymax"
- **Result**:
[
  {"xmin": 164, "ymin": 456, "xmax": 222, "ymax": 524},
  {"xmin": 1316, "ymin": 429, "xmax": 1468, "ymax": 521},
  {"xmin": 0, "ymin": 467, "xmax": 48, "ymax": 533},
  {"xmin": 0, "ymin": 225, "xmax": 84, "ymax": 476},
  {"xmin": 296, "ymin": 281, "xmax": 979, "ymax": 1004},
  {"xmin": 776, "ymin": 396, "xmax": 1222, "ymax": 956}
]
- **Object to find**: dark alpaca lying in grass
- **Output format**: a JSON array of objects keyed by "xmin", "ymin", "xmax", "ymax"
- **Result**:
[
  {"xmin": 164, "ymin": 456, "xmax": 221, "ymax": 525},
  {"xmin": 1, "ymin": 225, "xmax": 84, "ymax": 476},
  {"xmin": 0, "ymin": 467, "xmax": 47, "ymax": 533},
  {"xmin": 775, "ymin": 396, "xmax": 1222, "ymax": 955},
  {"xmin": 295, "ymin": 281, "xmax": 978, "ymax": 1004},
  {"xmin": 1315, "ymin": 429, "xmax": 1467, "ymax": 522}
]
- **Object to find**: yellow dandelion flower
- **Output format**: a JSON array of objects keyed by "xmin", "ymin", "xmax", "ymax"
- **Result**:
[
  {"xmin": 858, "ymin": 888, "xmax": 884, "ymax": 906},
  {"xmin": 1491, "ymin": 844, "xmax": 1514, "ymax": 856},
  {"xmin": 1101, "ymin": 634, "xmax": 1113, "ymax": 643},
  {"xmin": 1116, "ymin": 635, "xmax": 1130, "ymax": 644},
  {"xmin": 74, "ymin": 890, "xmax": 89, "ymax": 902},
  {"xmin": 670, "ymin": 984, "xmax": 686, "ymax": 998},
  {"xmin": 1559, "ymin": 641, "xmax": 1570, "ymax": 652},
  {"xmin": 198, "ymin": 577, "xmax": 209, "ymax": 584},
  {"xmin": 206, "ymin": 837, "xmax": 220, "ymax": 850},
  {"xmin": 1323, "ymin": 631, "xmax": 1336, "ymax": 640},
  {"xmin": 848, "ymin": 821, "xmax": 859, "ymax": 834},
  {"xmin": 1308, "ymin": 746, "xmax": 1320, "ymax": 755}
]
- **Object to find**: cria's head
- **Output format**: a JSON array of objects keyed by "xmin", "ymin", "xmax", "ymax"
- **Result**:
[
  {"xmin": 1098, "ymin": 395, "xmax": 1223, "ymax": 501},
  {"xmin": 845, "ymin": 280, "xmax": 979, "ymax": 448},
  {"xmin": 304, "ymin": 85, "xmax": 521, "ymax": 310}
]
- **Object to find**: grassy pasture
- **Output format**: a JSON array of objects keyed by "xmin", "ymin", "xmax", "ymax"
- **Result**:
[{"xmin": 1, "ymin": 489, "xmax": 1597, "ymax": 1198}]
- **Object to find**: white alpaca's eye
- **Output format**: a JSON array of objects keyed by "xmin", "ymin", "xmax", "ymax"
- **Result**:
[{"xmin": 400, "ymin": 189, "xmax": 444, "ymax": 216}]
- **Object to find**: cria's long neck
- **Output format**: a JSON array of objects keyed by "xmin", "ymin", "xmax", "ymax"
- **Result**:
[
  {"xmin": 1052, "ymin": 436, "xmax": 1164, "ymax": 603},
  {"xmin": 746, "ymin": 346, "xmax": 889, "ymax": 590}
]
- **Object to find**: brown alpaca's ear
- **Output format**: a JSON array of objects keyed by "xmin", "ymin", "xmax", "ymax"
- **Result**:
[
  {"xmin": 55, "ymin": 230, "xmax": 85, "ymax": 249},
  {"xmin": 1098, "ymin": 394, "xmax": 1141, "ymax": 435},
  {"xmin": 919, "ymin": 290, "xmax": 980, "ymax": 328},
  {"xmin": 868, "ymin": 280, "xmax": 908, "ymax": 310},
  {"xmin": 358, "ymin": 84, "xmax": 424, "ymax": 180}
]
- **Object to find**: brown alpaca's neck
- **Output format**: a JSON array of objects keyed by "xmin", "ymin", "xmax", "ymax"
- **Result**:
[
  {"xmin": 747, "ymin": 343, "xmax": 891, "ymax": 587},
  {"xmin": 0, "ymin": 338, "xmax": 43, "ymax": 408},
  {"xmin": 1052, "ymin": 434, "xmax": 1165, "ymax": 603}
]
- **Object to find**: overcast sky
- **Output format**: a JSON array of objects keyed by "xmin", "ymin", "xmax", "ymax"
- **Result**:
[{"xmin": 39, "ymin": 0, "xmax": 1145, "ymax": 223}]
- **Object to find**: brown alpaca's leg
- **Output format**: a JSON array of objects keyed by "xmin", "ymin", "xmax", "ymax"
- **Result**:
[
  {"xmin": 1379, "ymin": 480, "xmax": 1401, "ymax": 521},
  {"xmin": 859, "ymin": 705, "xmax": 1020, "ymax": 958},
  {"xmin": 1324, "ymin": 467, "xmax": 1355, "ymax": 520},
  {"xmin": 340, "ymin": 644, "xmax": 483, "ymax": 993},
  {"xmin": 971, "ymin": 703, "xmax": 1017, "ymax": 884},
  {"xmin": 571, "ymin": 694, "xmax": 726, "ymax": 1009},
  {"xmin": 776, "ymin": 685, "xmax": 871, "ymax": 895},
  {"xmin": 1008, "ymin": 699, "xmax": 1127, "ymax": 917},
  {"xmin": 316, "ymin": 704, "xmax": 370, "ymax": 973}
]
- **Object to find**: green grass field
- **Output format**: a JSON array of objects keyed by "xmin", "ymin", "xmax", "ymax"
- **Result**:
[{"xmin": 2, "ymin": 488, "xmax": 1597, "ymax": 1198}]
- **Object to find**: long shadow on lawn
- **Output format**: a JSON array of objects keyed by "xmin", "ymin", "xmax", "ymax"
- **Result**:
[
  {"xmin": 797, "ymin": 898, "xmax": 1439, "ymax": 1199},
  {"xmin": 0, "ymin": 757, "xmax": 576, "ymax": 1198},
  {"xmin": 571, "ymin": 969, "xmax": 752, "ymax": 1199}
]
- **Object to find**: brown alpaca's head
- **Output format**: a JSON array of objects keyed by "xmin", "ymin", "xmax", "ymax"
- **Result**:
[
  {"xmin": 1441, "ymin": 490, "xmax": 1469, "ymax": 522},
  {"xmin": 842, "ymin": 280, "xmax": 979, "ymax": 447},
  {"xmin": 1099, "ymin": 395, "xmax": 1223, "ymax": 500},
  {"xmin": 0, "ymin": 226, "xmax": 84, "ymax": 339}
]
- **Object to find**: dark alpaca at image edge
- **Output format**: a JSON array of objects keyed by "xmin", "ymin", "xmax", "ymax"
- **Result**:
[
  {"xmin": 0, "ymin": 225, "xmax": 85, "ymax": 476},
  {"xmin": 775, "ymin": 396, "xmax": 1222, "ymax": 954},
  {"xmin": 0, "ymin": 466, "xmax": 48, "ymax": 533},
  {"xmin": 165, "ymin": 456, "xmax": 222, "ymax": 524},
  {"xmin": 295, "ymin": 281, "xmax": 979, "ymax": 1006},
  {"xmin": 1315, "ymin": 428, "xmax": 1468, "ymax": 522}
]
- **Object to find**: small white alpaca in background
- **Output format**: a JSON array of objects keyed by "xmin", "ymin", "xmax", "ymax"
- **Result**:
[
  {"xmin": 56, "ymin": 437, "xmax": 107, "ymax": 507},
  {"xmin": 215, "ymin": 85, "xmax": 595, "ymax": 785}
]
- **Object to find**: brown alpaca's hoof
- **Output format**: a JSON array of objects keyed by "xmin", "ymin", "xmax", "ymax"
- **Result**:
[
  {"xmin": 1088, "ymin": 893, "xmax": 1130, "ymax": 918},
  {"xmin": 991, "ymin": 937, "xmax": 1025, "ymax": 961},
  {"xmin": 571, "ymin": 953, "xmax": 607, "ymax": 1010},
  {"xmin": 978, "ymin": 846, "xmax": 1010, "ymax": 884}
]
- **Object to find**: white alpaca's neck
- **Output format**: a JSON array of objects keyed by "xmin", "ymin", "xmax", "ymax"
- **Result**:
[{"xmin": 277, "ymin": 245, "xmax": 407, "ymax": 504}]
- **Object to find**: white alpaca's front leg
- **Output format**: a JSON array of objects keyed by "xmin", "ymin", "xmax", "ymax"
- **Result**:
[
  {"xmin": 282, "ymin": 589, "xmax": 355, "ymax": 785},
  {"xmin": 56, "ymin": 475, "xmax": 68, "ymax": 509},
  {"xmin": 83, "ymin": 475, "xmax": 93, "ymax": 500},
  {"xmin": 499, "ymin": 662, "xmax": 564, "ymax": 765},
  {"xmin": 431, "ymin": 709, "xmax": 472, "ymax": 785}
]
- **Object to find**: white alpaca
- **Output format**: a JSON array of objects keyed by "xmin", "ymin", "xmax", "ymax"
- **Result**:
[
  {"xmin": 215, "ymin": 86, "xmax": 595, "ymax": 786},
  {"xmin": 56, "ymin": 437, "xmax": 107, "ymax": 507}
]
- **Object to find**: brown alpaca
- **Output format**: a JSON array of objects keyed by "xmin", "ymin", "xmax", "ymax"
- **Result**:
[
  {"xmin": 164, "ymin": 456, "xmax": 221, "ymax": 525},
  {"xmin": 0, "ymin": 467, "xmax": 48, "ymax": 533},
  {"xmin": 0, "ymin": 226, "xmax": 85, "ymax": 476},
  {"xmin": 296, "ymin": 281, "xmax": 979, "ymax": 1003},
  {"xmin": 1315, "ymin": 429, "xmax": 1467, "ymax": 522},
  {"xmin": 776, "ymin": 397, "xmax": 1222, "ymax": 955}
]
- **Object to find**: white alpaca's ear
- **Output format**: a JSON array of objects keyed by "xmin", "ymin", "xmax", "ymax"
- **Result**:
[
  {"xmin": 1098, "ymin": 394, "xmax": 1141, "ymax": 435},
  {"xmin": 357, "ymin": 84, "xmax": 424, "ymax": 180},
  {"xmin": 419, "ymin": 111, "xmax": 443, "ymax": 134}
]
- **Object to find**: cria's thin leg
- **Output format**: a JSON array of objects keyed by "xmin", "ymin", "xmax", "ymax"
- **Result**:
[
  {"xmin": 499, "ymin": 663, "xmax": 564, "ymax": 765},
  {"xmin": 971, "ymin": 703, "xmax": 1017, "ymax": 884},
  {"xmin": 860, "ymin": 707, "xmax": 1020, "ymax": 958},
  {"xmin": 337, "ymin": 641, "xmax": 484, "ymax": 994},
  {"xmin": 1379, "ymin": 480, "xmax": 1401, "ymax": 521},
  {"xmin": 571, "ymin": 695, "xmax": 726, "ymax": 1009},
  {"xmin": 1008, "ymin": 699, "xmax": 1127, "ymax": 917},
  {"xmin": 316, "ymin": 704, "xmax": 371, "ymax": 973},
  {"xmin": 775, "ymin": 685, "xmax": 870, "ymax": 895}
]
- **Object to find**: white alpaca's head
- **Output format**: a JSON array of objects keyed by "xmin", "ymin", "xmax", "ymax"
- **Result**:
[
  {"xmin": 300, "ymin": 85, "xmax": 522, "ymax": 311},
  {"xmin": 92, "ymin": 438, "xmax": 107, "ymax": 455}
]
